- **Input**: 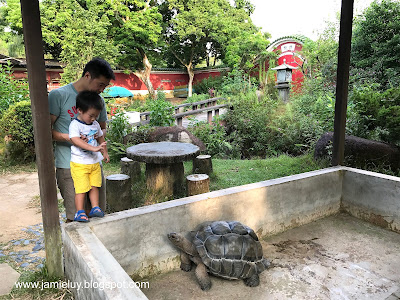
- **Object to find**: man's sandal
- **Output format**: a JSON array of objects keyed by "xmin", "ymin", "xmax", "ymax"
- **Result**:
[
  {"xmin": 89, "ymin": 206, "xmax": 105, "ymax": 218},
  {"xmin": 74, "ymin": 210, "xmax": 89, "ymax": 222}
]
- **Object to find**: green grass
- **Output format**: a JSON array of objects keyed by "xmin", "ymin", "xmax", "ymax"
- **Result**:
[
  {"xmin": 101, "ymin": 153, "xmax": 330, "ymax": 206},
  {"xmin": 0, "ymin": 266, "xmax": 73, "ymax": 300},
  {"xmin": 0, "ymin": 160, "xmax": 37, "ymax": 174},
  {"xmin": 185, "ymin": 154, "xmax": 330, "ymax": 191}
]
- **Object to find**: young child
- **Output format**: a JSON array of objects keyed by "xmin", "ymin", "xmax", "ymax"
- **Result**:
[{"xmin": 69, "ymin": 91, "xmax": 110, "ymax": 222}]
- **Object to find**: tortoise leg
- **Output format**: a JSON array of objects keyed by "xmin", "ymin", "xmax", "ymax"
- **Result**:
[
  {"xmin": 244, "ymin": 274, "xmax": 260, "ymax": 287},
  {"xmin": 193, "ymin": 257, "xmax": 211, "ymax": 290},
  {"xmin": 180, "ymin": 252, "xmax": 192, "ymax": 272}
]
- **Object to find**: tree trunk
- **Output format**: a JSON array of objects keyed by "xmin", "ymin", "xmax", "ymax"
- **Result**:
[
  {"xmin": 193, "ymin": 154, "xmax": 213, "ymax": 174},
  {"xmin": 106, "ymin": 174, "xmax": 132, "ymax": 212},
  {"xmin": 186, "ymin": 62, "xmax": 195, "ymax": 98},
  {"xmin": 120, "ymin": 157, "xmax": 141, "ymax": 181},
  {"xmin": 134, "ymin": 47, "xmax": 156, "ymax": 98},
  {"xmin": 145, "ymin": 162, "xmax": 185, "ymax": 198},
  {"xmin": 187, "ymin": 174, "xmax": 210, "ymax": 196}
]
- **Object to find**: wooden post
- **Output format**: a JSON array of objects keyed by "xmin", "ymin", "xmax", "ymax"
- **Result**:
[
  {"xmin": 177, "ymin": 117, "xmax": 183, "ymax": 126},
  {"xmin": 120, "ymin": 157, "xmax": 141, "ymax": 181},
  {"xmin": 187, "ymin": 174, "xmax": 210, "ymax": 196},
  {"xmin": 20, "ymin": 0, "xmax": 63, "ymax": 277},
  {"xmin": 193, "ymin": 154, "xmax": 213, "ymax": 174},
  {"xmin": 332, "ymin": 0, "xmax": 354, "ymax": 166},
  {"xmin": 207, "ymin": 111, "xmax": 213, "ymax": 124},
  {"xmin": 106, "ymin": 174, "xmax": 132, "ymax": 212}
]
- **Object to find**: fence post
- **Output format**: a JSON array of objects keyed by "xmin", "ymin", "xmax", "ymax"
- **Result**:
[
  {"xmin": 207, "ymin": 111, "xmax": 213, "ymax": 124},
  {"xmin": 177, "ymin": 117, "xmax": 183, "ymax": 126}
]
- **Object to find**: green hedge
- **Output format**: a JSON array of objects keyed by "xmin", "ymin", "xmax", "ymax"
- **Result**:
[{"xmin": 0, "ymin": 100, "xmax": 35, "ymax": 162}]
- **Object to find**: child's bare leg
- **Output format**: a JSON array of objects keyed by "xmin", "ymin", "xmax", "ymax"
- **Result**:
[
  {"xmin": 75, "ymin": 193, "xmax": 86, "ymax": 211},
  {"xmin": 88, "ymin": 187, "xmax": 99, "ymax": 208}
]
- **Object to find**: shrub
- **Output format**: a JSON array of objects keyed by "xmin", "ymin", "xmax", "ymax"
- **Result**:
[
  {"xmin": 220, "ymin": 69, "xmax": 256, "ymax": 96},
  {"xmin": 148, "ymin": 90, "xmax": 174, "ymax": 127},
  {"xmin": 185, "ymin": 93, "xmax": 209, "ymax": 104},
  {"xmin": 0, "ymin": 62, "xmax": 30, "ymax": 115},
  {"xmin": 187, "ymin": 118, "xmax": 239, "ymax": 158},
  {"xmin": 107, "ymin": 110, "xmax": 131, "ymax": 144},
  {"xmin": 224, "ymin": 91, "xmax": 278, "ymax": 158},
  {"xmin": 347, "ymin": 85, "xmax": 400, "ymax": 145},
  {"xmin": 106, "ymin": 109, "xmax": 133, "ymax": 162},
  {"xmin": 193, "ymin": 74, "xmax": 225, "ymax": 95},
  {"xmin": 0, "ymin": 100, "xmax": 35, "ymax": 162}
]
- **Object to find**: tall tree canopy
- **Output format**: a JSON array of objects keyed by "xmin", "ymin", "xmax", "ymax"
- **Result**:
[
  {"xmin": 351, "ymin": 0, "xmax": 400, "ymax": 90},
  {"xmin": 106, "ymin": 0, "xmax": 163, "ymax": 96},
  {"xmin": 0, "ymin": 0, "xmax": 25, "ymax": 57},
  {"xmin": 162, "ymin": 0, "xmax": 259, "ymax": 96},
  {"xmin": 41, "ymin": 0, "xmax": 118, "ymax": 83}
]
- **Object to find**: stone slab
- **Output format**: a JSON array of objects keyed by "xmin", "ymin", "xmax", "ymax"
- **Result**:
[
  {"xmin": 127, "ymin": 142, "xmax": 200, "ymax": 164},
  {"xmin": 0, "ymin": 263, "xmax": 20, "ymax": 296}
]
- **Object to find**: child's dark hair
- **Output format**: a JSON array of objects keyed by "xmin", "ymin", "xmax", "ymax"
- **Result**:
[
  {"xmin": 81, "ymin": 57, "xmax": 115, "ymax": 80},
  {"xmin": 76, "ymin": 91, "xmax": 104, "ymax": 112}
]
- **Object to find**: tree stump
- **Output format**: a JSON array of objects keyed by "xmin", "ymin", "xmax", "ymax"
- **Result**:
[
  {"xmin": 106, "ymin": 174, "xmax": 131, "ymax": 212},
  {"xmin": 120, "ymin": 157, "xmax": 141, "ymax": 181},
  {"xmin": 187, "ymin": 174, "xmax": 210, "ymax": 196},
  {"xmin": 193, "ymin": 155, "xmax": 213, "ymax": 174}
]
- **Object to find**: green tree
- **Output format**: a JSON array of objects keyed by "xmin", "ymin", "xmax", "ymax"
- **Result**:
[
  {"xmin": 351, "ymin": 0, "xmax": 400, "ymax": 90},
  {"xmin": 107, "ymin": 0, "xmax": 163, "ymax": 97},
  {"xmin": 162, "ymin": 0, "xmax": 257, "ymax": 97},
  {"xmin": 40, "ymin": 0, "xmax": 118, "ymax": 83},
  {"xmin": 2, "ymin": 0, "xmax": 163, "ymax": 92},
  {"xmin": 0, "ymin": 0, "xmax": 25, "ymax": 57},
  {"xmin": 224, "ymin": 31, "xmax": 272, "ymax": 86}
]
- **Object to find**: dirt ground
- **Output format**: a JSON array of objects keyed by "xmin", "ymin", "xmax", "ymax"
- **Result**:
[
  {"xmin": 142, "ymin": 214, "xmax": 400, "ymax": 300},
  {"xmin": 0, "ymin": 172, "xmax": 42, "ymax": 244}
]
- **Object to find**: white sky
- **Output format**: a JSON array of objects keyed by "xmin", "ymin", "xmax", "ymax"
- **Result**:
[{"xmin": 250, "ymin": 0, "xmax": 376, "ymax": 41}]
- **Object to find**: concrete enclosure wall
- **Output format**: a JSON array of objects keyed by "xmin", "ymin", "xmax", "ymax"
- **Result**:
[
  {"xmin": 63, "ymin": 167, "xmax": 343, "ymax": 299},
  {"xmin": 342, "ymin": 167, "xmax": 400, "ymax": 233},
  {"xmin": 62, "ymin": 166, "xmax": 400, "ymax": 299}
]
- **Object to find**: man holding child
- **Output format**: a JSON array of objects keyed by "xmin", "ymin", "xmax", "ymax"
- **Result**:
[{"xmin": 48, "ymin": 58, "xmax": 115, "ymax": 223}]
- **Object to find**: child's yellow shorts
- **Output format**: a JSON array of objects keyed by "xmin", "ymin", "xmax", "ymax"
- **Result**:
[{"xmin": 70, "ymin": 161, "xmax": 102, "ymax": 194}]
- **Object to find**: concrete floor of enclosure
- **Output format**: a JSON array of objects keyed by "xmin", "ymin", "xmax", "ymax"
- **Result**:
[
  {"xmin": 143, "ymin": 214, "xmax": 400, "ymax": 300},
  {"xmin": 62, "ymin": 166, "xmax": 400, "ymax": 299}
]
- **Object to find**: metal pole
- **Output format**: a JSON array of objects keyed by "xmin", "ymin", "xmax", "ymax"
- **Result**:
[
  {"xmin": 332, "ymin": 0, "xmax": 354, "ymax": 166},
  {"xmin": 20, "ymin": 0, "xmax": 63, "ymax": 277}
]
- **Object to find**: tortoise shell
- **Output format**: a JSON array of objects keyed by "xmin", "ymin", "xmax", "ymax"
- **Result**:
[{"xmin": 193, "ymin": 221, "xmax": 269, "ymax": 280}]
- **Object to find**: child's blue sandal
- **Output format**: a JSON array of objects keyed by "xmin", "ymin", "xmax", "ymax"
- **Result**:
[
  {"xmin": 89, "ymin": 206, "xmax": 105, "ymax": 218},
  {"xmin": 74, "ymin": 210, "xmax": 89, "ymax": 222}
]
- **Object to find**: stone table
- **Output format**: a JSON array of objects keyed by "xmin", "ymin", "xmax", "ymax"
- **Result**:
[{"xmin": 127, "ymin": 142, "xmax": 200, "ymax": 197}]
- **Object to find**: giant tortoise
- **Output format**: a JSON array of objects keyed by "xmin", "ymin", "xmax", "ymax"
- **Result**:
[{"xmin": 168, "ymin": 220, "xmax": 270, "ymax": 290}]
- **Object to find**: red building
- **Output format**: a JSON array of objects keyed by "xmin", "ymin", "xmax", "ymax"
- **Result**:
[
  {"xmin": 267, "ymin": 35, "xmax": 306, "ymax": 93},
  {"xmin": 1, "ymin": 36, "xmax": 305, "ymax": 96}
]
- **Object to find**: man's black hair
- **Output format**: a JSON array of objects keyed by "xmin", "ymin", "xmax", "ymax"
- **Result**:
[
  {"xmin": 76, "ymin": 91, "xmax": 104, "ymax": 113},
  {"xmin": 81, "ymin": 57, "xmax": 115, "ymax": 80}
]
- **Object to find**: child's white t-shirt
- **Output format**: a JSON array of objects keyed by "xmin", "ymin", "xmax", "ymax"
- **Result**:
[{"xmin": 69, "ymin": 119, "xmax": 104, "ymax": 164}]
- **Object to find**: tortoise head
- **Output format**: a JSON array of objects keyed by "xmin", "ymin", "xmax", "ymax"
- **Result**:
[
  {"xmin": 168, "ymin": 232, "xmax": 185, "ymax": 247},
  {"xmin": 168, "ymin": 232, "xmax": 199, "ymax": 256}
]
